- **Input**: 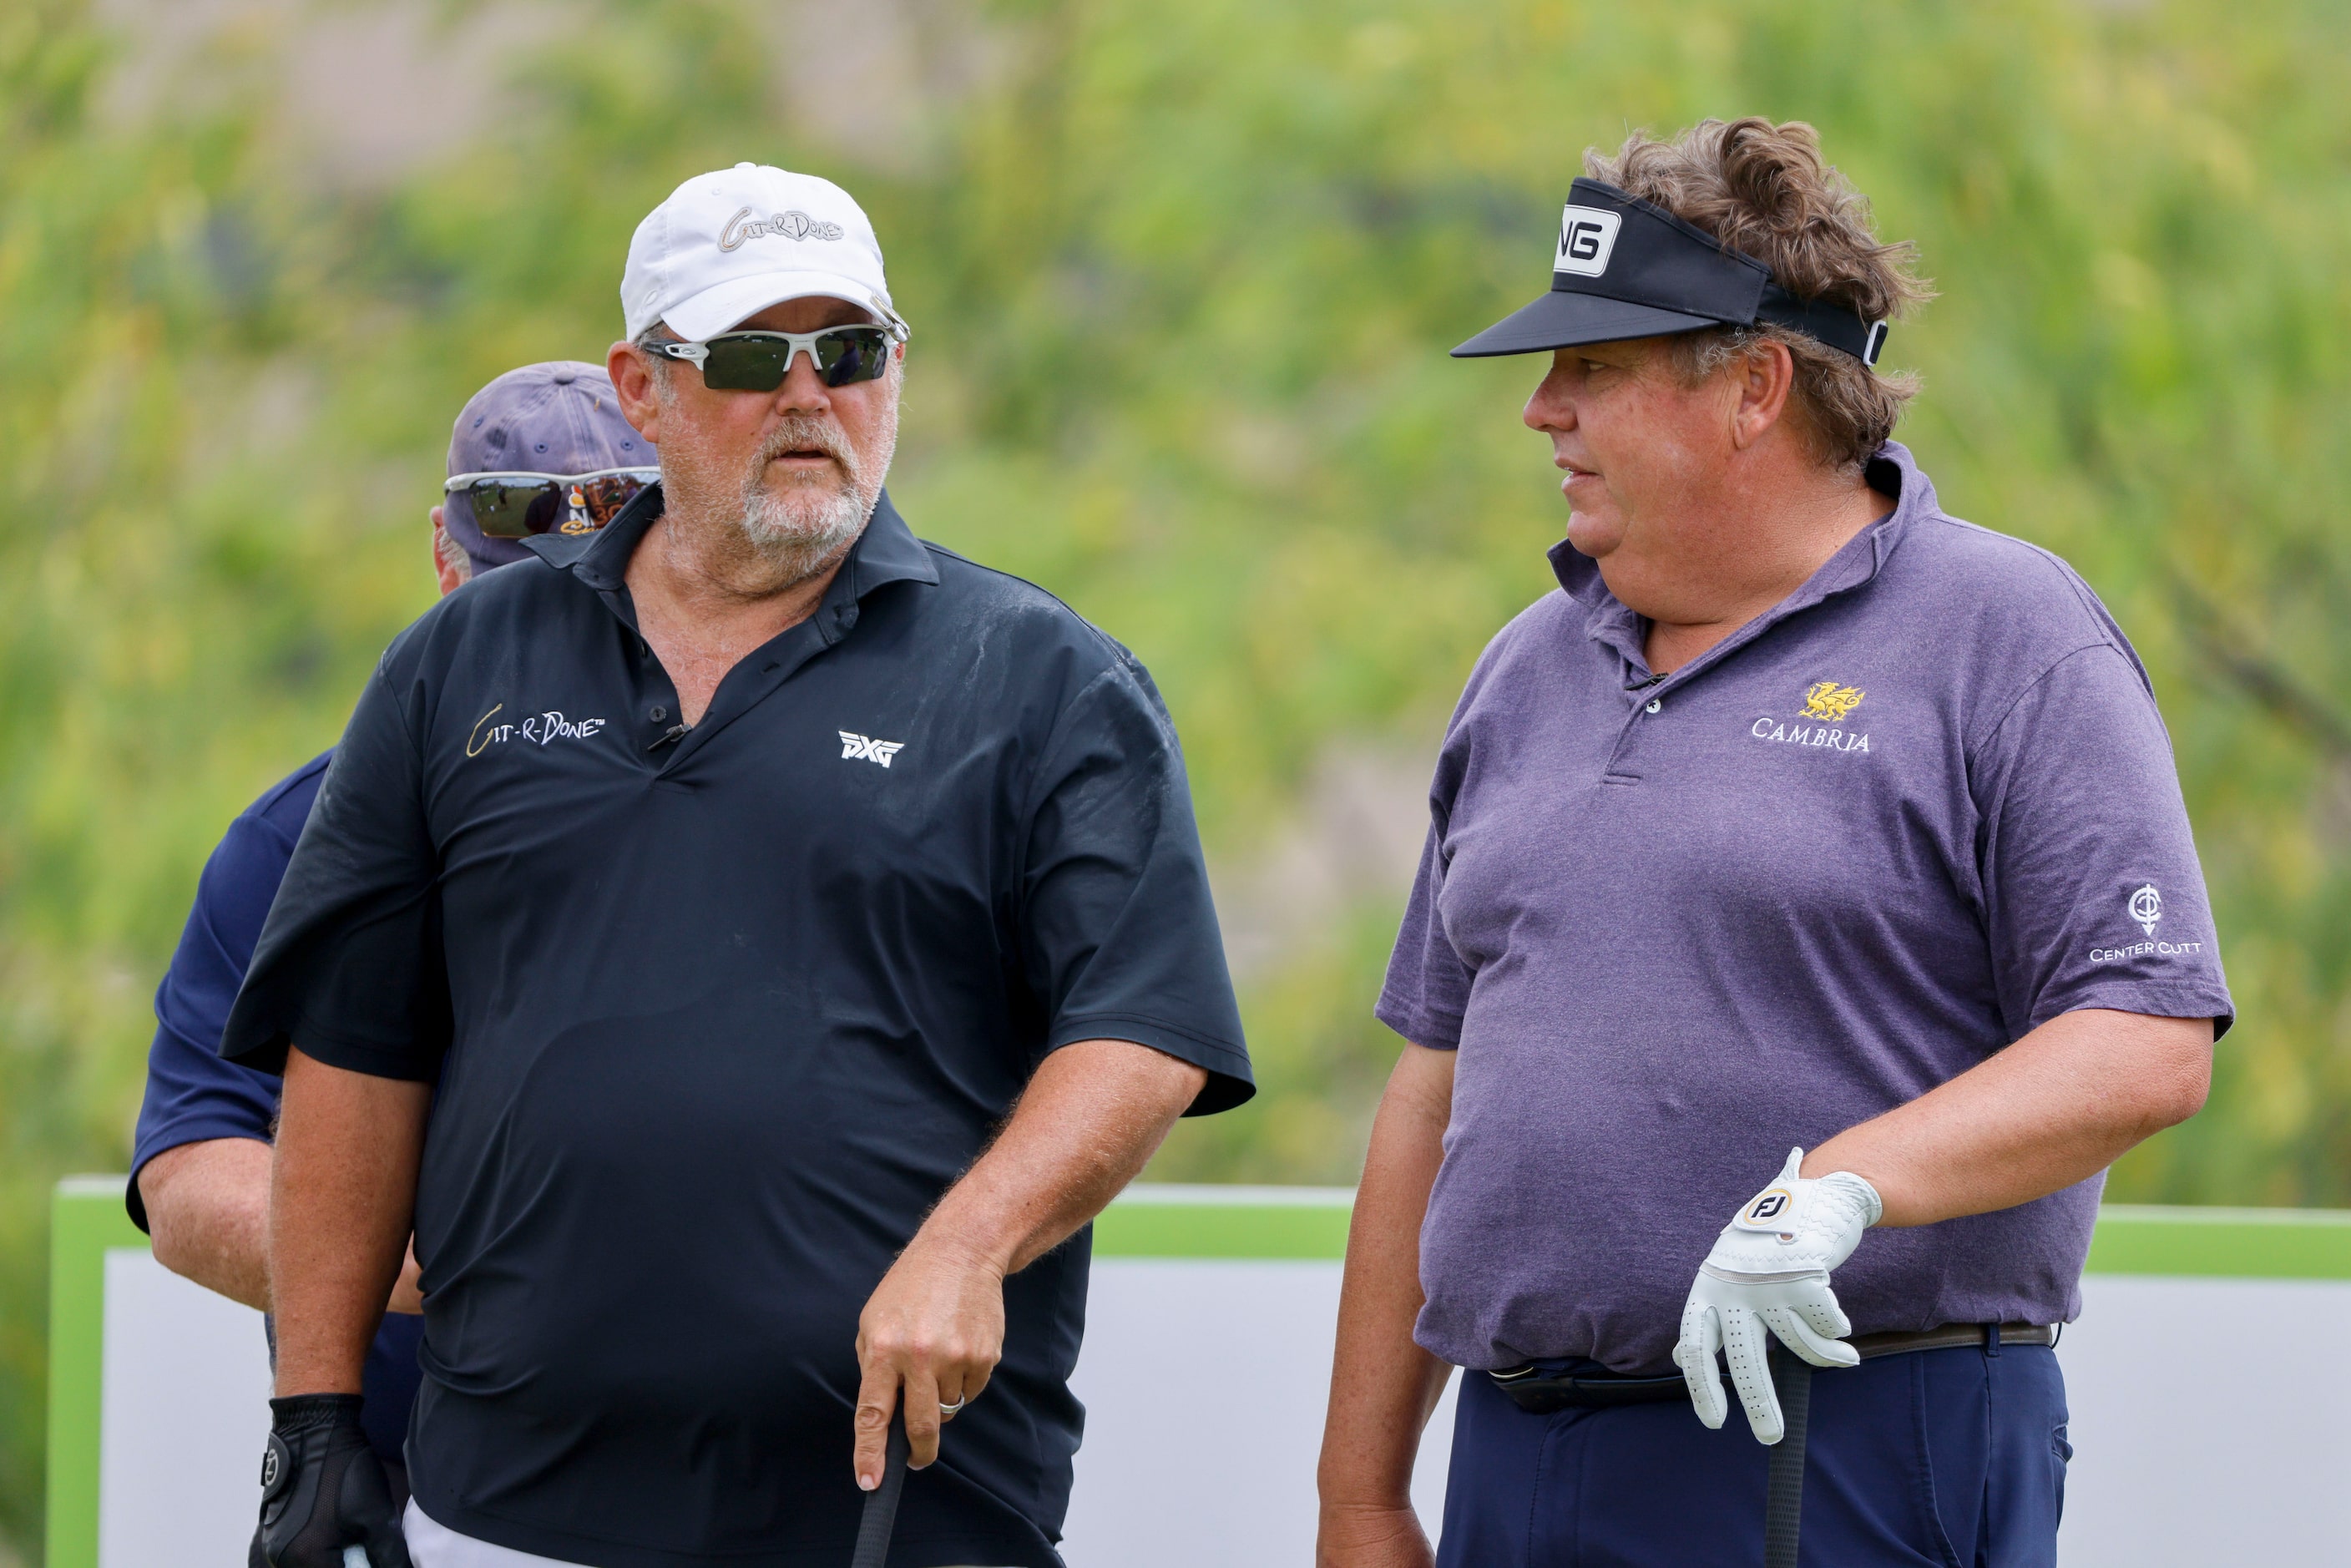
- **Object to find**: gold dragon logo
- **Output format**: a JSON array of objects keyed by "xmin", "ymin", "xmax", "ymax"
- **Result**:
[{"xmin": 1801, "ymin": 680, "xmax": 1866, "ymax": 722}]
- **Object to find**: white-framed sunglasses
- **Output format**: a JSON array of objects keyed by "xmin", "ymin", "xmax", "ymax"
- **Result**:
[{"xmin": 645, "ymin": 317, "xmax": 908, "ymax": 392}]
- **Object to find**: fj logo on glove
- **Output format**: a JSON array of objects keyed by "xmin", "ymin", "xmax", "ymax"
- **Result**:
[{"xmin": 1676, "ymin": 1150, "xmax": 1885, "ymax": 1448}]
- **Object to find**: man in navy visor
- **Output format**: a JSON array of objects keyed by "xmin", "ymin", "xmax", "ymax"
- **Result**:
[{"xmin": 1317, "ymin": 118, "xmax": 2228, "ymax": 1568}]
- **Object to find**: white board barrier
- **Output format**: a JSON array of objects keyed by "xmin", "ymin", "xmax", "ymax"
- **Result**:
[{"xmin": 46, "ymin": 1181, "xmax": 2351, "ymax": 1565}]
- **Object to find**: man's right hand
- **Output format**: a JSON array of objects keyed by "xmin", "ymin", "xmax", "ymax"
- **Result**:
[
  {"xmin": 1317, "ymin": 1500, "xmax": 1435, "ymax": 1568},
  {"xmin": 255, "ymin": 1395, "xmax": 411, "ymax": 1567}
]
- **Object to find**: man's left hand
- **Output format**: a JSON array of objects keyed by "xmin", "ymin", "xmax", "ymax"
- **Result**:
[
  {"xmin": 1672, "ymin": 1148, "xmax": 1882, "ymax": 1444},
  {"xmin": 854, "ymin": 1234, "xmax": 1006, "ymax": 1486}
]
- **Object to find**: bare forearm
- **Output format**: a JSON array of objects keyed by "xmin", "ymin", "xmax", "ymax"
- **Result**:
[
  {"xmin": 271, "ymin": 1047, "xmax": 429, "ymax": 1395},
  {"xmin": 1320, "ymin": 1044, "xmax": 1454, "ymax": 1520},
  {"xmin": 853, "ymin": 1038, "xmax": 1206, "ymax": 1481},
  {"xmin": 915, "ymin": 1038, "xmax": 1207, "ymax": 1275},
  {"xmin": 1804, "ymin": 1008, "xmax": 2213, "ymax": 1227},
  {"xmin": 141, "ymin": 1138, "xmax": 274, "ymax": 1312}
]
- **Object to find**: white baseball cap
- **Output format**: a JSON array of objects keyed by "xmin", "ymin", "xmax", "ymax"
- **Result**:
[{"xmin": 620, "ymin": 163, "xmax": 902, "ymax": 343}]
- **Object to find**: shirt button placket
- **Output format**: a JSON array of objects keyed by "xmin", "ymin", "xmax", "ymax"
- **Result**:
[{"xmin": 1600, "ymin": 690, "xmax": 1654, "ymax": 785}]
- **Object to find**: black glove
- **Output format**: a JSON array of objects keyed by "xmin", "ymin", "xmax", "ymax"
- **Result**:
[{"xmin": 256, "ymin": 1394, "xmax": 412, "ymax": 1568}]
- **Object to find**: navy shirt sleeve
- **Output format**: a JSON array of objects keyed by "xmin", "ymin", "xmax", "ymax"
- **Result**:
[
  {"xmin": 1970, "ymin": 643, "xmax": 2235, "ymax": 1037},
  {"xmin": 127, "ymin": 756, "xmax": 330, "ymax": 1230},
  {"xmin": 1021, "ymin": 655, "xmax": 1253, "ymax": 1112},
  {"xmin": 225, "ymin": 665, "xmax": 448, "ymax": 1080}
]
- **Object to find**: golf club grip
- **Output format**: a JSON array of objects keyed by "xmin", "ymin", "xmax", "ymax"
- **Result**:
[
  {"xmin": 850, "ymin": 1413, "xmax": 910, "ymax": 1568},
  {"xmin": 1762, "ymin": 1354, "xmax": 1813, "ymax": 1568}
]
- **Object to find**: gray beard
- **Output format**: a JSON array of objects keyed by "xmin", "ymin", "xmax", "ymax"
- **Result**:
[{"xmin": 730, "ymin": 409, "xmax": 894, "ymax": 583}]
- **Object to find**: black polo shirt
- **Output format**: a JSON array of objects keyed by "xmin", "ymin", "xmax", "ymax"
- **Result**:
[{"xmin": 223, "ymin": 485, "xmax": 1251, "ymax": 1568}]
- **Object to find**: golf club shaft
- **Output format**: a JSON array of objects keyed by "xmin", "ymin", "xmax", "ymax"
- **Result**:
[
  {"xmin": 850, "ymin": 1412, "xmax": 910, "ymax": 1568},
  {"xmin": 1762, "ymin": 1353, "xmax": 1813, "ymax": 1568}
]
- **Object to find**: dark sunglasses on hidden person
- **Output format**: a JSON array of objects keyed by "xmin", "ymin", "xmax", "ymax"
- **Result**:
[
  {"xmin": 442, "ymin": 468, "xmax": 661, "ymax": 539},
  {"xmin": 643, "ymin": 321, "xmax": 908, "ymax": 392}
]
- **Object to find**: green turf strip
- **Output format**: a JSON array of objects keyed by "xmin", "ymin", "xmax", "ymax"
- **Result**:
[
  {"xmin": 1093, "ymin": 1184, "xmax": 1354, "ymax": 1258},
  {"xmin": 1090, "ymin": 1187, "xmax": 2351, "ymax": 1278},
  {"xmin": 2085, "ymin": 1203, "xmax": 2351, "ymax": 1280}
]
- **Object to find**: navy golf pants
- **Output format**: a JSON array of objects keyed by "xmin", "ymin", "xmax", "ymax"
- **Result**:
[{"xmin": 1436, "ymin": 1338, "xmax": 2070, "ymax": 1567}]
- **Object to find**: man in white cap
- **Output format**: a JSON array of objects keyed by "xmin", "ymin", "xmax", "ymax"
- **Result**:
[{"xmin": 230, "ymin": 164, "xmax": 1253, "ymax": 1567}]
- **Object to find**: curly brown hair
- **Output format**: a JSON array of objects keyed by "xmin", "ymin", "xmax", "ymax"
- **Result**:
[{"xmin": 1585, "ymin": 118, "xmax": 1933, "ymax": 470}]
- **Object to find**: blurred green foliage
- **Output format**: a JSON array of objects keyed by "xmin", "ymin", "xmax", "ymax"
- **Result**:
[{"xmin": 8, "ymin": 0, "xmax": 2351, "ymax": 1551}]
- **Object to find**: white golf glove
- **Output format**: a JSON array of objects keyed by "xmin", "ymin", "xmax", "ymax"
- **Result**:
[{"xmin": 1672, "ymin": 1148, "xmax": 1882, "ymax": 1444}]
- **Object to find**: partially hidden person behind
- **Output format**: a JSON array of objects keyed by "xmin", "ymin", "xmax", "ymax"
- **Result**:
[
  {"xmin": 125, "ymin": 361, "xmax": 655, "ymax": 1560},
  {"xmin": 225, "ymin": 162, "xmax": 1253, "ymax": 1568},
  {"xmin": 1316, "ymin": 119, "xmax": 2229, "ymax": 1568}
]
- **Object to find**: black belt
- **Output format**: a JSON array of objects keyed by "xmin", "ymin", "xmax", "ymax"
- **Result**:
[{"xmin": 1487, "ymin": 1323, "xmax": 2056, "ymax": 1414}]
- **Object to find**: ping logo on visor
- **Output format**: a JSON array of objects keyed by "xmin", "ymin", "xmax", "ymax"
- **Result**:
[
  {"xmin": 1555, "ymin": 206, "xmax": 1622, "ymax": 276},
  {"xmin": 1459, "ymin": 178, "xmax": 1888, "ymax": 366}
]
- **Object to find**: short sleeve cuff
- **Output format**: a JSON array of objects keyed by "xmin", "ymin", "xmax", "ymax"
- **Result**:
[
  {"xmin": 1048, "ymin": 1013, "xmax": 1256, "ymax": 1115},
  {"xmin": 125, "ymin": 1124, "xmax": 274, "ymax": 1232},
  {"xmin": 1375, "ymin": 990, "xmax": 1463, "ymax": 1051},
  {"xmin": 225, "ymin": 1012, "xmax": 440, "ymax": 1081},
  {"xmin": 2027, "ymin": 981, "xmax": 2237, "ymax": 1040}
]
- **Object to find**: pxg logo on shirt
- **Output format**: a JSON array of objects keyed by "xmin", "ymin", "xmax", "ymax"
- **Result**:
[
  {"xmin": 1554, "ymin": 205, "xmax": 1622, "ymax": 277},
  {"xmin": 467, "ymin": 703, "xmax": 609, "ymax": 758},
  {"xmin": 839, "ymin": 731, "xmax": 906, "ymax": 768}
]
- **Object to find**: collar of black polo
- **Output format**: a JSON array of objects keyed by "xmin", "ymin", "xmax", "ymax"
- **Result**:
[{"xmin": 1453, "ymin": 179, "xmax": 1888, "ymax": 366}]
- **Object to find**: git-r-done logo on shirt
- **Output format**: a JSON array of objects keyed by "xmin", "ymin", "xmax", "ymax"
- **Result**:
[{"xmin": 466, "ymin": 703, "xmax": 609, "ymax": 757}]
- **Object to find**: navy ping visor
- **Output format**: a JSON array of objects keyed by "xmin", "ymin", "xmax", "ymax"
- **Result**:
[{"xmin": 1454, "ymin": 178, "xmax": 1888, "ymax": 366}]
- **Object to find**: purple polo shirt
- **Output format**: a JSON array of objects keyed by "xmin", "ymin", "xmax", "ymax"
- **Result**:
[{"xmin": 1378, "ymin": 442, "xmax": 2232, "ymax": 1374}]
